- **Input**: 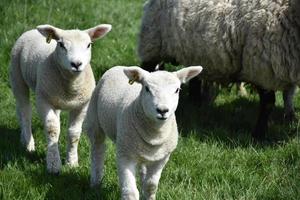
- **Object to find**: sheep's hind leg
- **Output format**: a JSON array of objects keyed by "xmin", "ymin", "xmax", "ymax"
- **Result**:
[
  {"xmin": 10, "ymin": 69, "xmax": 35, "ymax": 152},
  {"xmin": 37, "ymin": 99, "xmax": 61, "ymax": 174},
  {"xmin": 66, "ymin": 104, "xmax": 88, "ymax": 167},
  {"xmin": 283, "ymin": 85, "xmax": 297, "ymax": 122},
  {"xmin": 252, "ymin": 88, "xmax": 275, "ymax": 140},
  {"xmin": 141, "ymin": 155, "xmax": 169, "ymax": 200}
]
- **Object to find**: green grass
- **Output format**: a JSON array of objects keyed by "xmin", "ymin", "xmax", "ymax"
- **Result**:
[{"xmin": 1, "ymin": 0, "xmax": 300, "ymax": 199}]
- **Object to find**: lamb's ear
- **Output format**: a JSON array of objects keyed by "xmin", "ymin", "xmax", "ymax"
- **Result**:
[
  {"xmin": 37, "ymin": 24, "xmax": 61, "ymax": 42},
  {"xmin": 175, "ymin": 66, "xmax": 203, "ymax": 84},
  {"xmin": 85, "ymin": 24, "xmax": 112, "ymax": 41},
  {"xmin": 123, "ymin": 67, "xmax": 149, "ymax": 85}
]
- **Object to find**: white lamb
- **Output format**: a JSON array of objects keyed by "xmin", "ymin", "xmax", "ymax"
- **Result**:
[
  {"xmin": 9, "ymin": 24, "xmax": 112, "ymax": 174},
  {"xmin": 85, "ymin": 66, "xmax": 202, "ymax": 200}
]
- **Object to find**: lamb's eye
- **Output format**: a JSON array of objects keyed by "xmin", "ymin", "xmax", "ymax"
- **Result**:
[
  {"xmin": 87, "ymin": 43, "xmax": 92, "ymax": 48},
  {"xmin": 175, "ymin": 88, "xmax": 181, "ymax": 94},
  {"xmin": 145, "ymin": 86, "xmax": 150, "ymax": 93},
  {"xmin": 58, "ymin": 42, "xmax": 66, "ymax": 49}
]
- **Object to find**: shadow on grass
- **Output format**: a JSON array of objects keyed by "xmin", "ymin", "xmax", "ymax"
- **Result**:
[
  {"xmin": 176, "ymin": 91, "xmax": 299, "ymax": 148},
  {"xmin": 0, "ymin": 126, "xmax": 119, "ymax": 199},
  {"xmin": 0, "ymin": 126, "xmax": 44, "ymax": 169},
  {"xmin": 24, "ymin": 166, "xmax": 119, "ymax": 200}
]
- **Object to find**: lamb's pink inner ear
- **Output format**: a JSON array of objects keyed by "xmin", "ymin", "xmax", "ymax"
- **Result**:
[{"xmin": 87, "ymin": 24, "xmax": 112, "ymax": 41}]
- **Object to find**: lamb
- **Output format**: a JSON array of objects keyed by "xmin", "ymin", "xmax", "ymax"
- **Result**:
[
  {"xmin": 9, "ymin": 24, "xmax": 112, "ymax": 173},
  {"xmin": 138, "ymin": 0, "xmax": 300, "ymax": 139},
  {"xmin": 85, "ymin": 65, "xmax": 202, "ymax": 199}
]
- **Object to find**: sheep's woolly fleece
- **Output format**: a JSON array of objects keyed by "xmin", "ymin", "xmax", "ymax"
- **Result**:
[{"xmin": 139, "ymin": 0, "xmax": 300, "ymax": 90}]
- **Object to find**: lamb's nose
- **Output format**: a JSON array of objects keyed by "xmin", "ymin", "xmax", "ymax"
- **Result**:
[
  {"xmin": 156, "ymin": 107, "xmax": 169, "ymax": 114},
  {"xmin": 71, "ymin": 61, "xmax": 82, "ymax": 69}
]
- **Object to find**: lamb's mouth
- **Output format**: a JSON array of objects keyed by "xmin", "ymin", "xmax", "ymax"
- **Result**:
[
  {"xmin": 71, "ymin": 68, "xmax": 82, "ymax": 73},
  {"xmin": 157, "ymin": 116, "xmax": 167, "ymax": 120}
]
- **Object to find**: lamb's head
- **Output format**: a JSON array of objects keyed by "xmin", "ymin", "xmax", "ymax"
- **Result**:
[
  {"xmin": 37, "ymin": 24, "xmax": 112, "ymax": 73},
  {"xmin": 124, "ymin": 66, "xmax": 203, "ymax": 122}
]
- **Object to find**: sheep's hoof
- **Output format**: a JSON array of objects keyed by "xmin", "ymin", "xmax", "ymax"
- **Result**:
[
  {"xmin": 251, "ymin": 130, "xmax": 266, "ymax": 142},
  {"xmin": 284, "ymin": 113, "xmax": 298, "ymax": 123}
]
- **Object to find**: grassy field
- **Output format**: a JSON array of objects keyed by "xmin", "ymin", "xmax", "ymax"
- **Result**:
[{"xmin": 1, "ymin": 0, "xmax": 300, "ymax": 199}]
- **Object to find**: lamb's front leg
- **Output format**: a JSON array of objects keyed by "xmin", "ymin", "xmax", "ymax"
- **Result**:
[
  {"xmin": 142, "ymin": 155, "xmax": 170, "ymax": 200},
  {"xmin": 37, "ymin": 99, "xmax": 61, "ymax": 174},
  {"xmin": 66, "ymin": 104, "xmax": 88, "ymax": 167},
  {"xmin": 117, "ymin": 155, "xmax": 139, "ymax": 200}
]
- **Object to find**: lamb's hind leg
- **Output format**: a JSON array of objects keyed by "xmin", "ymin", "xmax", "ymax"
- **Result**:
[
  {"xmin": 88, "ymin": 126, "xmax": 106, "ymax": 187},
  {"xmin": 66, "ymin": 104, "xmax": 89, "ymax": 167},
  {"xmin": 10, "ymin": 66, "xmax": 34, "ymax": 152}
]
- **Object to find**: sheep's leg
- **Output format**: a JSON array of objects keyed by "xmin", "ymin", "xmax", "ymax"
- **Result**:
[
  {"xmin": 140, "ymin": 164, "xmax": 147, "ymax": 188},
  {"xmin": 90, "ymin": 130, "xmax": 106, "ymax": 187},
  {"xmin": 141, "ymin": 156, "xmax": 169, "ymax": 200},
  {"xmin": 10, "ymin": 67, "xmax": 35, "ymax": 152},
  {"xmin": 283, "ymin": 85, "xmax": 297, "ymax": 122},
  {"xmin": 37, "ymin": 99, "xmax": 61, "ymax": 174},
  {"xmin": 141, "ymin": 61, "xmax": 162, "ymax": 72},
  {"xmin": 15, "ymin": 87, "xmax": 35, "ymax": 152},
  {"xmin": 188, "ymin": 78, "xmax": 202, "ymax": 104},
  {"xmin": 238, "ymin": 82, "xmax": 248, "ymax": 97},
  {"xmin": 66, "ymin": 104, "xmax": 88, "ymax": 167},
  {"xmin": 189, "ymin": 79, "xmax": 218, "ymax": 106},
  {"xmin": 253, "ymin": 88, "xmax": 275, "ymax": 140},
  {"xmin": 117, "ymin": 156, "xmax": 139, "ymax": 200}
]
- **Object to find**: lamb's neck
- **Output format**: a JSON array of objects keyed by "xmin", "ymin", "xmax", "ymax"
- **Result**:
[{"xmin": 131, "ymin": 97, "xmax": 176, "ymax": 146}]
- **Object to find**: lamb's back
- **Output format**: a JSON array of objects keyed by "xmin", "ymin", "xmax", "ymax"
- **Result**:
[
  {"xmin": 12, "ymin": 29, "xmax": 56, "ymax": 90},
  {"xmin": 97, "ymin": 67, "xmax": 141, "ymax": 141}
]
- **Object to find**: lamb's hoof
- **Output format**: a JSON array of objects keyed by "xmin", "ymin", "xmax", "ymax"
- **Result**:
[
  {"xmin": 66, "ymin": 160, "xmax": 79, "ymax": 168},
  {"xmin": 47, "ymin": 160, "xmax": 62, "ymax": 175},
  {"xmin": 90, "ymin": 180, "xmax": 101, "ymax": 188},
  {"xmin": 26, "ymin": 143, "xmax": 35, "ymax": 152},
  {"xmin": 90, "ymin": 176, "xmax": 103, "ymax": 188},
  {"xmin": 48, "ymin": 170, "xmax": 60, "ymax": 176},
  {"xmin": 47, "ymin": 164, "xmax": 61, "ymax": 175},
  {"xmin": 21, "ymin": 136, "xmax": 35, "ymax": 152}
]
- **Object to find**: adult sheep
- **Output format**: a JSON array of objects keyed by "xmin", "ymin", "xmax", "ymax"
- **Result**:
[
  {"xmin": 85, "ymin": 66, "xmax": 202, "ymax": 199},
  {"xmin": 9, "ymin": 24, "xmax": 111, "ymax": 173},
  {"xmin": 138, "ymin": 0, "xmax": 300, "ymax": 139}
]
